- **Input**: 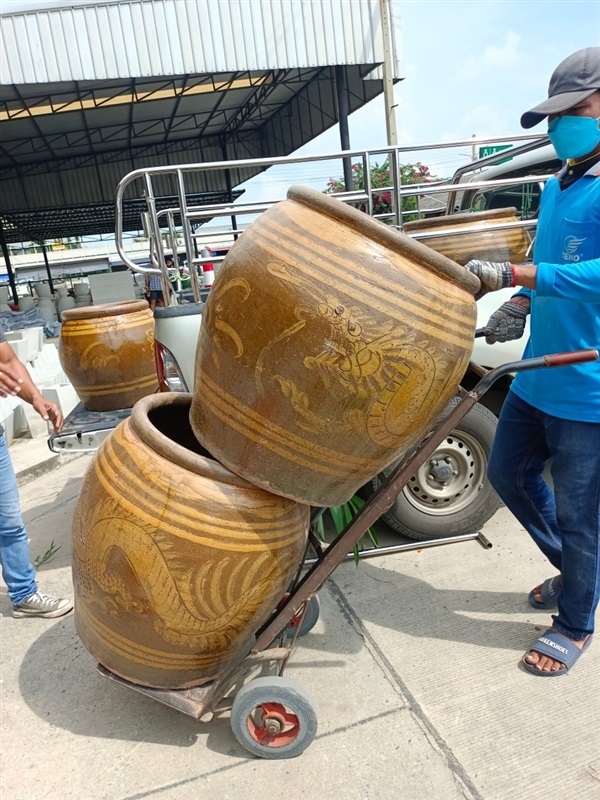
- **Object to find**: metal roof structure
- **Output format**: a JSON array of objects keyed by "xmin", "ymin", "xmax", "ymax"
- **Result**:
[
  {"xmin": 0, "ymin": 0, "xmax": 403, "ymax": 244},
  {"xmin": 0, "ymin": 190, "xmax": 243, "ymax": 243}
]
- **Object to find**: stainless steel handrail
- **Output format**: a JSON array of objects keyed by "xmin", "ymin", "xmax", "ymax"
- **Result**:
[{"xmin": 114, "ymin": 132, "xmax": 550, "ymax": 303}]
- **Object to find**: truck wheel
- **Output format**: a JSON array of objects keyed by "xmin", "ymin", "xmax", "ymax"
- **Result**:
[{"xmin": 371, "ymin": 399, "xmax": 502, "ymax": 540}]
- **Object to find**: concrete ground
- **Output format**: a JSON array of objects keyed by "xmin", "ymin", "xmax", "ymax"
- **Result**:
[{"xmin": 1, "ymin": 441, "xmax": 599, "ymax": 800}]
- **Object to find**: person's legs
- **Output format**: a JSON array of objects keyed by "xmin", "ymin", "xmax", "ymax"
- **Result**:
[
  {"xmin": 0, "ymin": 434, "xmax": 38, "ymax": 605},
  {"xmin": 487, "ymin": 391, "xmax": 561, "ymax": 569},
  {"xmin": 148, "ymin": 289, "xmax": 164, "ymax": 310},
  {"xmin": 522, "ymin": 414, "xmax": 600, "ymax": 673},
  {"xmin": 1, "ymin": 434, "xmax": 73, "ymax": 618},
  {"xmin": 489, "ymin": 398, "xmax": 600, "ymax": 672},
  {"xmin": 546, "ymin": 415, "xmax": 600, "ymax": 641}
]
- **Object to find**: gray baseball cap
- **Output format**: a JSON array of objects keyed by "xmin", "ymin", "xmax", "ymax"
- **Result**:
[{"xmin": 521, "ymin": 47, "xmax": 600, "ymax": 128}]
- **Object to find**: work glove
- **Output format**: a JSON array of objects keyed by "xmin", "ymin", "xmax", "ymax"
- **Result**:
[
  {"xmin": 484, "ymin": 298, "xmax": 530, "ymax": 344},
  {"xmin": 464, "ymin": 260, "xmax": 515, "ymax": 299}
]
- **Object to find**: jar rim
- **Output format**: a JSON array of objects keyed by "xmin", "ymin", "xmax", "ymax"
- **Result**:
[
  {"xmin": 403, "ymin": 206, "xmax": 519, "ymax": 232},
  {"xmin": 129, "ymin": 392, "xmax": 259, "ymax": 488},
  {"xmin": 61, "ymin": 299, "xmax": 150, "ymax": 321},
  {"xmin": 287, "ymin": 185, "xmax": 481, "ymax": 295}
]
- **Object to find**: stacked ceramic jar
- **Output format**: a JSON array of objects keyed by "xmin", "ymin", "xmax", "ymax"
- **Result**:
[
  {"xmin": 70, "ymin": 186, "xmax": 481, "ymax": 690},
  {"xmin": 54, "ymin": 284, "xmax": 76, "ymax": 319},
  {"xmin": 402, "ymin": 207, "xmax": 531, "ymax": 265},
  {"xmin": 188, "ymin": 186, "xmax": 481, "ymax": 507},
  {"xmin": 58, "ymin": 299, "xmax": 158, "ymax": 411},
  {"xmin": 72, "ymin": 281, "xmax": 92, "ymax": 307},
  {"xmin": 32, "ymin": 281, "xmax": 58, "ymax": 323}
]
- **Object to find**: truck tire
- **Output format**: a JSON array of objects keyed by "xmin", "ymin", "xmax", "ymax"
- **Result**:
[{"xmin": 371, "ymin": 399, "xmax": 502, "ymax": 540}]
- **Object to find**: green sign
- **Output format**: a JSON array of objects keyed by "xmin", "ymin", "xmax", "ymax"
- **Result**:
[{"xmin": 478, "ymin": 144, "xmax": 512, "ymax": 165}]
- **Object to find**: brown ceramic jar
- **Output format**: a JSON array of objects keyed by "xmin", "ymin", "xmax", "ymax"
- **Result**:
[
  {"xmin": 190, "ymin": 185, "xmax": 480, "ymax": 507},
  {"xmin": 403, "ymin": 207, "xmax": 531, "ymax": 266},
  {"xmin": 59, "ymin": 299, "xmax": 158, "ymax": 411},
  {"xmin": 72, "ymin": 393, "xmax": 309, "ymax": 689}
]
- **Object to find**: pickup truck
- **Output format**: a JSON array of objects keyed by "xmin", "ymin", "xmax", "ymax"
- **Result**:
[{"xmin": 50, "ymin": 138, "xmax": 558, "ymax": 541}]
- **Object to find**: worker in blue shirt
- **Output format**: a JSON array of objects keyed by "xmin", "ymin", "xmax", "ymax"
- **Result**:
[{"xmin": 465, "ymin": 47, "xmax": 600, "ymax": 677}]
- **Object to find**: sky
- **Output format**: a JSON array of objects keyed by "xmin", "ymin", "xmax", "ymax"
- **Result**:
[
  {"xmin": 236, "ymin": 0, "xmax": 600, "ymax": 206},
  {"xmin": 1, "ymin": 0, "xmax": 600, "ymax": 235}
]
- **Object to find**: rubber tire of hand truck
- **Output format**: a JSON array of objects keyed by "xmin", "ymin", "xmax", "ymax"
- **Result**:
[
  {"xmin": 285, "ymin": 594, "xmax": 321, "ymax": 638},
  {"xmin": 371, "ymin": 398, "xmax": 502, "ymax": 540},
  {"xmin": 230, "ymin": 676, "xmax": 318, "ymax": 759}
]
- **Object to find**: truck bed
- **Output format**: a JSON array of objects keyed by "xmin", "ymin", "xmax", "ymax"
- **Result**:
[{"xmin": 48, "ymin": 402, "xmax": 133, "ymax": 454}]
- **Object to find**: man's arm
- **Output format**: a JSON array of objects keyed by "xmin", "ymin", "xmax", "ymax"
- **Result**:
[
  {"xmin": 465, "ymin": 257, "xmax": 600, "ymax": 301},
  {"xmin": 0, "ymin": 341, "xmax": 64, "ymax": 433},
  {"xmin": 510, "ymin": 264, "xmax": 537, "ymax": 290}
]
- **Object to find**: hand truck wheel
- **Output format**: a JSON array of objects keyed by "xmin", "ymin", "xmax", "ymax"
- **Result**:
[
  {"xmin": 285, "ymin": 594, "xmax": 321, "ymax": 638},
  {"xmin": 230, "ymin": 676, "xmax": 317, "ymax": 759}
]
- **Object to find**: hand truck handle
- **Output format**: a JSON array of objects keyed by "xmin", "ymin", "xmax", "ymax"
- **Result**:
[
  {"xmin": 543, "ymin": 349, "xmax": 599, "ymax": 367},
  {"xmin": 474, "ymin": 328, "xmax": 598, "ymax": 366}
]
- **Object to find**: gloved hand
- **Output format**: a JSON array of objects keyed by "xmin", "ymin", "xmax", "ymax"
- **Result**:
[
  {"xmin": 464, "ymin": 260, "xmax": 515, "ymax": 298},
  {"xmin": 484, "ymin": 298, "xmax": 530, "ymax": 344}
]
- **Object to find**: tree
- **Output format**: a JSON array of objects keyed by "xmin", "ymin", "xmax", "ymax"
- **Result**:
[{"xmin": 324, "ymin": 158, "xmax": 442, "ymax": 223}]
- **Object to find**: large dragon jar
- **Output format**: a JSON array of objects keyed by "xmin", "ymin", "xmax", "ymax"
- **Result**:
[
  {"xmin": 190, "ymin": 185, "xmax": 481, "ymax": 507},
  {"xmin": 59, "ymin": 299, "xmax": 158, "ymax": 411},
  {"xmin": 72, "ymin": 393, "xmax": 309, "ymax": 689}
]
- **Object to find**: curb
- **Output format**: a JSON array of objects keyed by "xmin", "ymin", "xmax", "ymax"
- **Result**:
[{"xmin": 16, "ymin": 452, "xmax": 86, "ymax": 486}]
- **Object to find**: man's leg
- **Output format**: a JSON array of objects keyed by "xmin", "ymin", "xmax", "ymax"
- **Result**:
[
  {"xmin": 487, "ymin": 391, "xmax": 561, "ymax": 569},
  {"xmin": 0, "ymin": 434, "xmax": 38, "ymax": 605},
  {"xmin": 547, "ymin": 415, "xmax": 600, "ymax": 641},
  {"xmin": 520, "ymin": 414, "xmax": 600, "ymax": 672}
]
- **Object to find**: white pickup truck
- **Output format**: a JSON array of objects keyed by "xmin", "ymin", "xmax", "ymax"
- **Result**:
[{"xmin": 50, "ymin": 140, "xmax": 560, "ymax": 541}]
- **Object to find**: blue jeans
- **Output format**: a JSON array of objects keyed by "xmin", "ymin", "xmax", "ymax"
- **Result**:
[
  {"xmin": 487, "ymin": 391, "xmax": 600, "ymax": 641},
  {"xmin": 0, "ymin": 434, "xmax": 37, "ymax": 605}
]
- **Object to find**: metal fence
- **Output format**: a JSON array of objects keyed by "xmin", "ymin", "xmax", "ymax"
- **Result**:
[{"xmin": 115, "ymin": 132, "xmax": 552, "ymax": 305}]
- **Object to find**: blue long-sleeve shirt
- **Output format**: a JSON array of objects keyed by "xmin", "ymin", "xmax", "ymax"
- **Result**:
[{"xmin": 511, "ymin": 162, "xmax": 600, "ymax": 422}]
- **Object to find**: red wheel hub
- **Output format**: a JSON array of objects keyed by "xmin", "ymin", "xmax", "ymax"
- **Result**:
[{"xmin": 247, "ymin": 702, "xmax": 300, "ymax": 747}]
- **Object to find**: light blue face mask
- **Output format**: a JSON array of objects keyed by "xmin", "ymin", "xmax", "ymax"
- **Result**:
[{"xmin": 548, "ymin": 115, "xmax": 600, "ymax": 160}]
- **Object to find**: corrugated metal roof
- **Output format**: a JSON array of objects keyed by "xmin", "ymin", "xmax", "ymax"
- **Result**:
[
  {"xmin": 0, "ymin": 0, "xmax": 403, "ymax": 243},
  {"xmin": 1, "ymin": 0, "xmax": 402, "ymax": 85}
]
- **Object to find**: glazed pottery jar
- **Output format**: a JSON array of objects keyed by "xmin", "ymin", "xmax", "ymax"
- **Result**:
[
  {"xmin": 403, "ymin": 207, "xmax": 531, "ymax": 266},
  {"xmin": 190, "ymin": 185, "xmax": 480, "ymax": 507},
  {"xmin": 59, "ymin": 299, "xmax": 158, "ymax": 411},
  {"xmin": 72, "ymin": 393, "xmax": 309, "ymax": 689}
]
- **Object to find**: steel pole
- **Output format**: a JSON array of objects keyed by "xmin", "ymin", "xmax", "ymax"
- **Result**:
[
  {"xmin": 335, "ymin": 66, "xmax": 353, "ymax": 191},
  {"xmin": 41, "ymin": 245, "xmax": 55, "ymax": 294},
  {"xmin": 222, "ymin": 139, "xmax": 239, "ymax": 241},
  {"xmin": 379, "ymin": 0, "xmax": 398, "ymax": 146},
  {"xmin": 0, "ymin": 222, "xmax": 19, "ymax": 305}
]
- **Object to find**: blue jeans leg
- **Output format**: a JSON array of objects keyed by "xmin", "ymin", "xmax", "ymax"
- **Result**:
[
  {"xmin": 488, "ymin": 391, "xmax": 600, "ymax": 641},
  {"xmin": 0, "ymin": 434, "xmax": 38, "ymax": 605}
]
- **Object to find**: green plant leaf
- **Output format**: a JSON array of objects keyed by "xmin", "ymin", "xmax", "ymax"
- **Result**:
[
  {"xmin": 33, "ymin": 540, "xmax": 62, "ymax": 568},
  {"xmin": 321, "ymin": 496, "xmax": 379, "ymax": 566}
]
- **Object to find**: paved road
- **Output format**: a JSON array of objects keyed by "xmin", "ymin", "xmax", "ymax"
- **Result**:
[{"xmin": 1, "ymin": 451, "xmax": 599, "ymax": 800}]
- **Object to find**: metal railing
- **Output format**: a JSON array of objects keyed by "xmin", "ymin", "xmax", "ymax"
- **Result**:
[{"xmin": 115, "ymin": 132, "xmax": 551, "ymax": 304}]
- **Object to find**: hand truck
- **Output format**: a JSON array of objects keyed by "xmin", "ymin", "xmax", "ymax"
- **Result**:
[{"xmin": 98, "ymin": 342, "xmax": 598, "ymax": 758}]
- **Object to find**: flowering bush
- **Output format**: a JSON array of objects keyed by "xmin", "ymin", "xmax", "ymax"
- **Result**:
[{"xmin": 325, "ymin": 159, "xmax": 441, "ymax": 222}]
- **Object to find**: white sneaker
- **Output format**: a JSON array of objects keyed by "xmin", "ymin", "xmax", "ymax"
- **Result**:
[{"xmin": 12, "ymin": 591, "xmax": 73, "ymax": 619}]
